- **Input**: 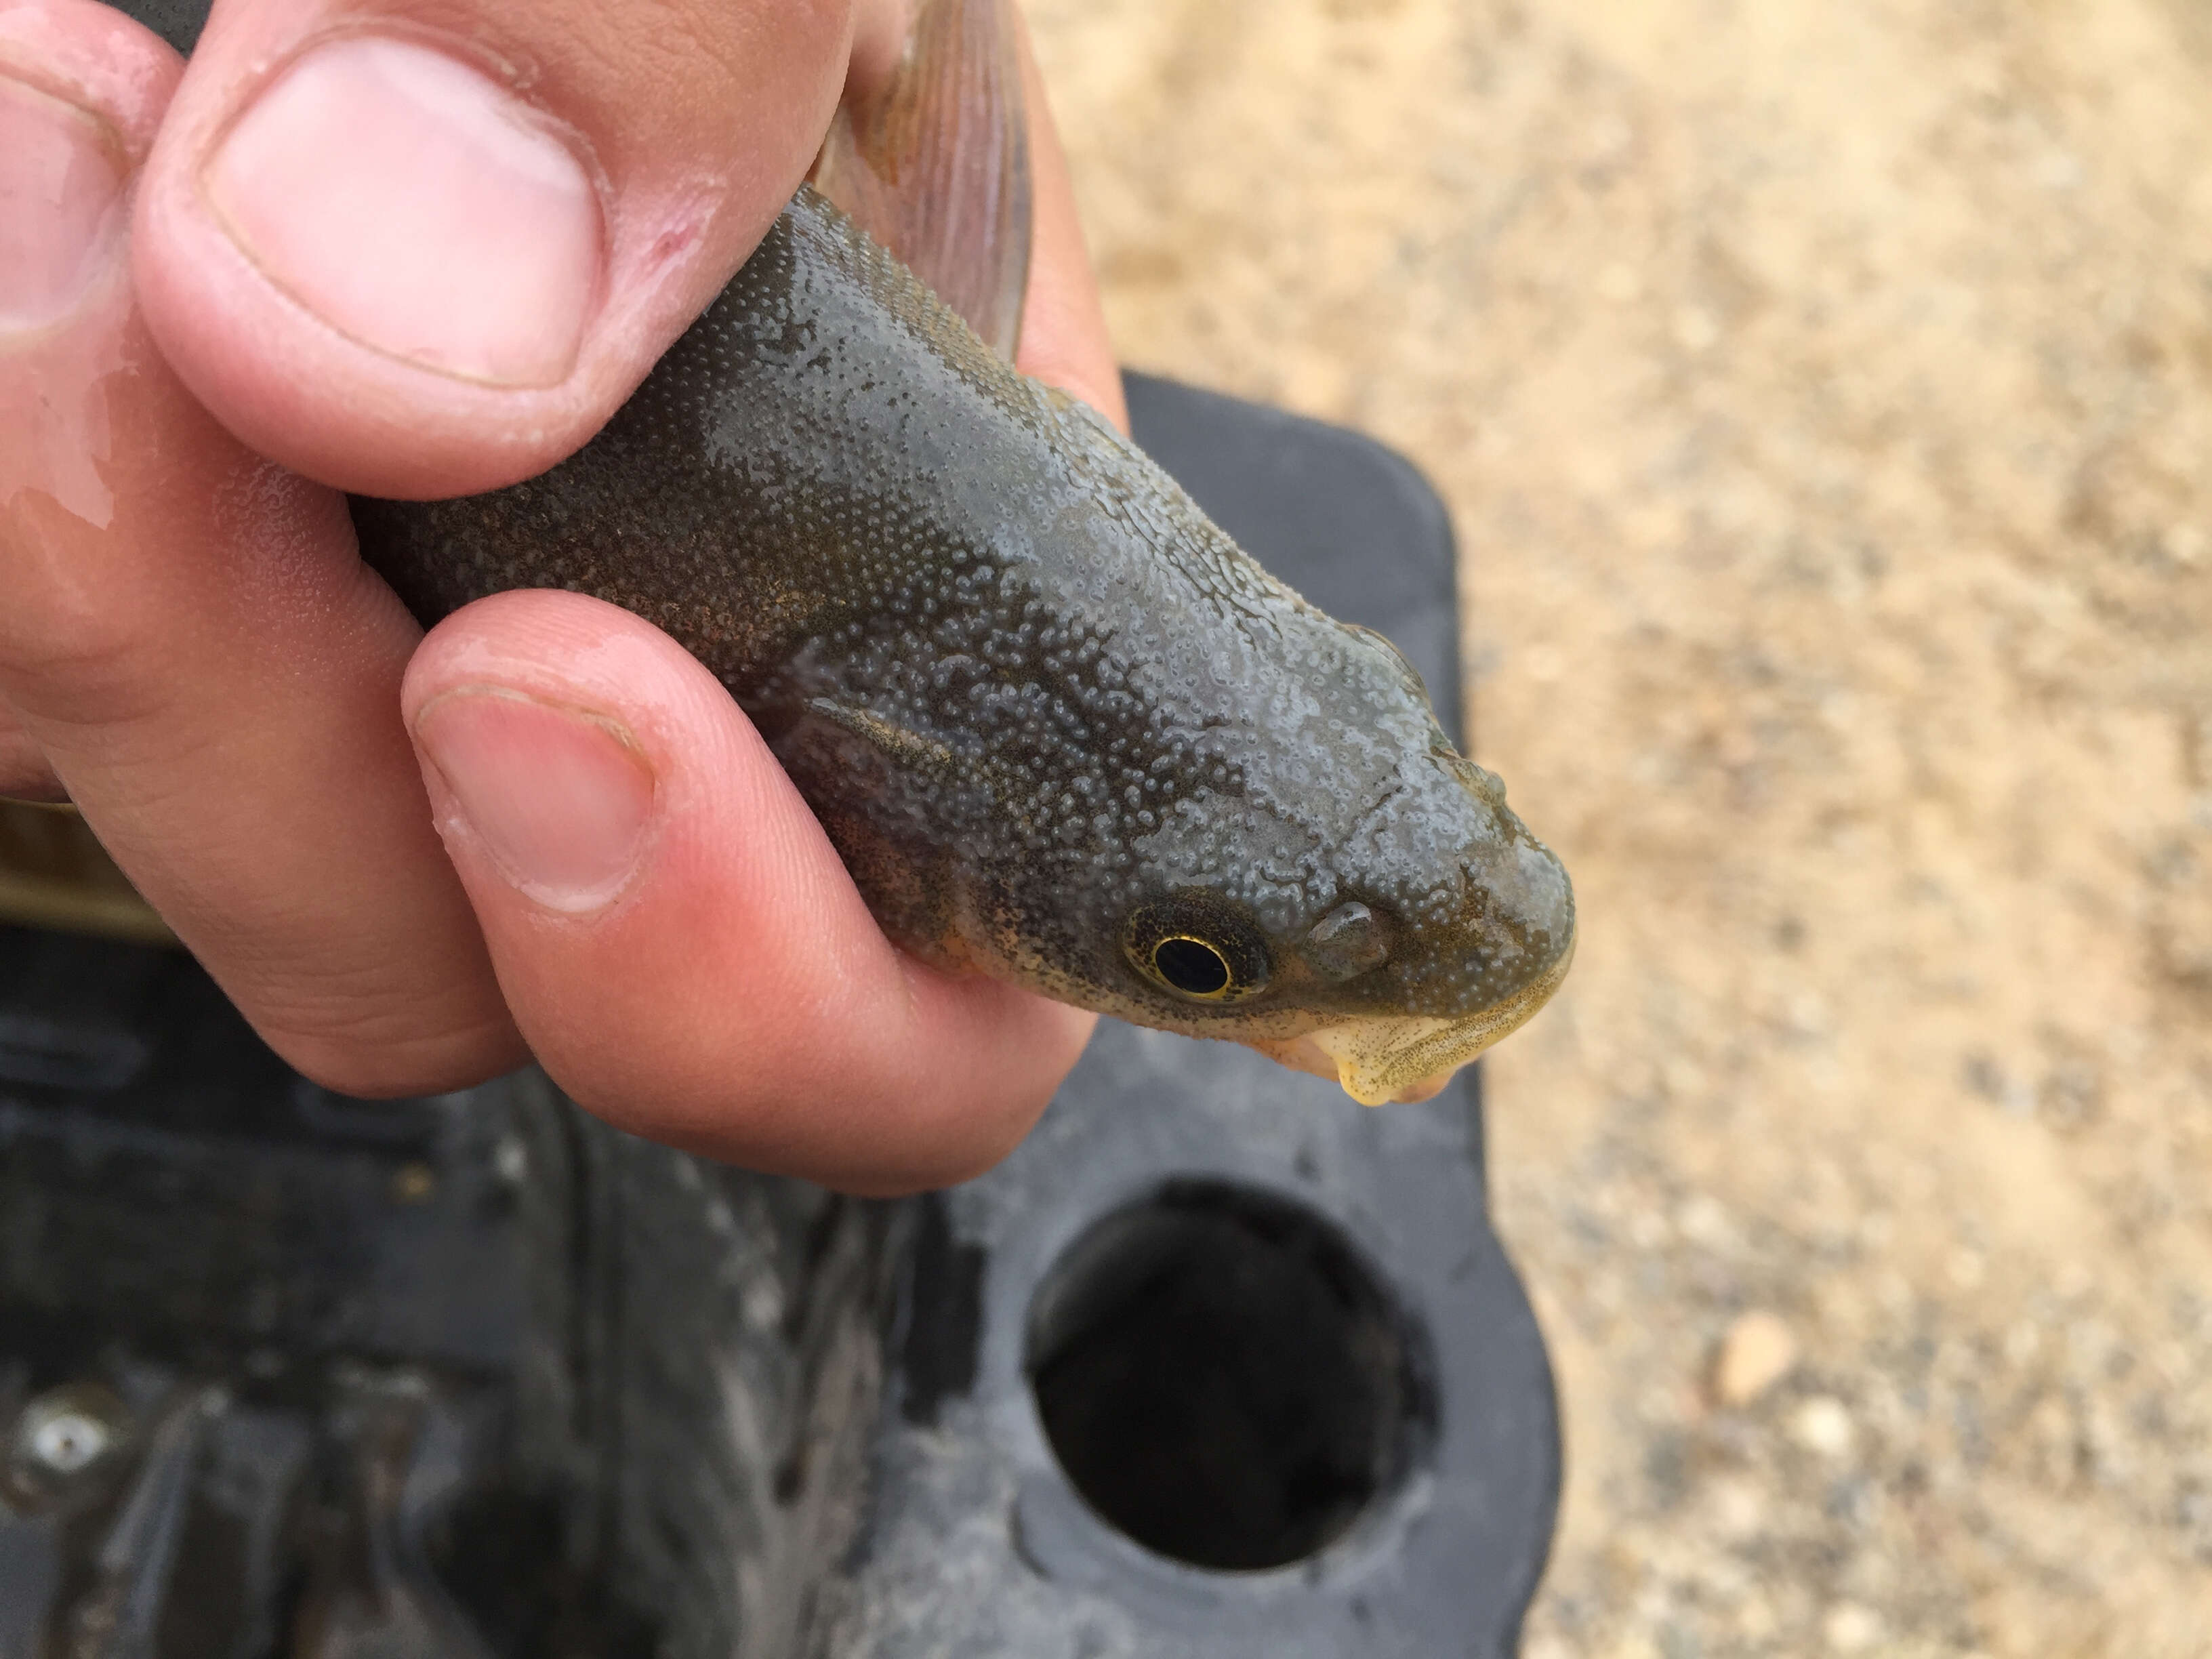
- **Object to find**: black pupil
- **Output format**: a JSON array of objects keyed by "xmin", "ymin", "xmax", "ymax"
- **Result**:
[{"xmin": 1153, "ymin": 938, "xmax": 1231, "ymax": 996}]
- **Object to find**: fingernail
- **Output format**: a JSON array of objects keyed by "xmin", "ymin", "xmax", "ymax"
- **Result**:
[
  {"xmin": 0, "ymin": 75, "xmax": 125, "ymax": 332},
  {"xmin": 203, "ymin": 36, "xmax": 603, "ymax": 386},
  {"xmin": 413, "ymin": 689, "xmax": 654, "ymax": 912}
]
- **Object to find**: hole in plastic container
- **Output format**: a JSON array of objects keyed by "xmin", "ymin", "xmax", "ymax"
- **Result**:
[{"xmin": 1025, "ymin": 1181, "xmax": 1429, "ymax": 1572}]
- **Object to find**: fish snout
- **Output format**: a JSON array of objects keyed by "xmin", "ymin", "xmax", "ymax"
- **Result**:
[
  {"xmin": 1246, "ymin": 761, "xmax": 1576, "ymax": 1107},
  {"xmin": 1265, "ymin": 836, "xmax": 1576, "ymax": 1104},
  {"xmin": 1448, "ymin": 824, "xmax": 1574, "ymax": 1010},
  {"xmin": 1483, "ymin": 832, "xmax": 1575, "ymax": 970},
  {"xmin": 1439, "ymin": 750, "xmax": 1575, "ymax": 984}
]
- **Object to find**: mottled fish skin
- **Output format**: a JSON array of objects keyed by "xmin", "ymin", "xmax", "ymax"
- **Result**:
[{"xmin": 352, "ymin": 187, "xmax": 1574, "ymax": 1101}]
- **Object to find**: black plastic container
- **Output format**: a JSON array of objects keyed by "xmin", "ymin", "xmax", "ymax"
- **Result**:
[{"xmin": 1, "ymin": 370, "xmax": 1557, "ymax": 1657}]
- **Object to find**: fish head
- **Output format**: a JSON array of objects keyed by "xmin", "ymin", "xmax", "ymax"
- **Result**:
[{"xmin": 1089, "ymin": 615, "xmax": 1576, "ymax": 1105}]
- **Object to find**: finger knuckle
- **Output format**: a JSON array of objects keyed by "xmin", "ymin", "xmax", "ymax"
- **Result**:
[
  {"xmin": 0, "ymin": 582, "xmax": 165, "ymax": 731},
  {"xmin": 243, "ymin": 973, "xmax": 525, "ymax": 1100}
]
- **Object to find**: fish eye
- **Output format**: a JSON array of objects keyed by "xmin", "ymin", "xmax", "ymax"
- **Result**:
[
  {"xmin": 1124, "ymin": 894, "xmax": 1271, "ymax": 1004},
  {"xmin": 1151, "ymin": 937, "xmax": 1233, "ymax": 998}
]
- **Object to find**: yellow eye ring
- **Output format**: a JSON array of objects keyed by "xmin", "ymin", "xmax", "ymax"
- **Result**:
[
  {"xmin": 1124, "ymin": 893, "xmax": 1271, "ymax": 1004},
  {"xmin": 1149, "ymin": 935, "xmax": 1235, "ymax": 1000}
]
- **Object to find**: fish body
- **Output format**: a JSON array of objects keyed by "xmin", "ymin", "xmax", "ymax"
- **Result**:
[{"xmin": 353, "ymin": 189, "xmax": 1574, "ymax": 1104}]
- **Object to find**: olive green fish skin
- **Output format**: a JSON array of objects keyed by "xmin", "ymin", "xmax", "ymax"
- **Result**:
[{"xmin": 351, "ymin": 188, "xmax": 1573, "ymax": 1054}]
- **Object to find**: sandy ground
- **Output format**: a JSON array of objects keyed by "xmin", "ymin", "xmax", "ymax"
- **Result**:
[{"xmin": 1028, "ymin": 1, "xmax": 2212, "ymax": 1653}]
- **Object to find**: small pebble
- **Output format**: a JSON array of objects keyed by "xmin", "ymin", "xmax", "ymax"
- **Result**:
[
  {"xmin": 1710, "ymin": 1476, "xmax": 1765, "ymax": 1539},
  {"xmin": 1596, "ymin": 263, "xmax": 1643, "ymax": 304},
  {"xmin": 1791, "ymin": 1395, "xmax": 1856, "ymax": 1458},
  {"xmin": 1713, "ymin": 1310, "xmax": 1798, "ymax": 1406},
  {"xmin": 1674, "ymin": 305, "xmax": 1721, "ymax": 351},
  {"xmin": 1822, "ymin": 1602, "xmax": 1882, "ymax": 1652},
  {"xmin": 390, "ymin": 1162, "xmax": 436, "ymax": 1204},
  {"xmin": 1676, "ymin": 1195, "xmax": 1729, "ymax": 1246}
]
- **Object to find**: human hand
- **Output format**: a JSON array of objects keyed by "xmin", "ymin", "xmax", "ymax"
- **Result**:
[{"xmin": 0, "ymin": 0, "xmax": 1120, "ymax": 1192}]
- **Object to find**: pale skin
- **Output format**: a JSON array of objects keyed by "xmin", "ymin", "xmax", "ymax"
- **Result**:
[{"xmin": 0, "ymin": 0, "xmax": 1123, "ymax": 1193}]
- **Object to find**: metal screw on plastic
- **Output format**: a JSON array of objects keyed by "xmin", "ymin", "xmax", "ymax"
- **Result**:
[
  {"xmin": 25, "ymin": 1405, "xmax": 112, "ymax": 1473},
  {"xmin": 5, "ymin": 1385, "xmax": 131, "ymax": 1509}
]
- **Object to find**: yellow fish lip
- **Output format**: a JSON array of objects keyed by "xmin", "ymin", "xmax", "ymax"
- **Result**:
[{"xmin": 1254, "ymin": 934, "xmax": 1577, "ymax": 1105}]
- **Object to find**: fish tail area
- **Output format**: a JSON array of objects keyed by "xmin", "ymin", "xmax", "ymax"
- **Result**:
[{"xmin": 811, "ymin": 0, "xmax": 1033, "ymax": 360}]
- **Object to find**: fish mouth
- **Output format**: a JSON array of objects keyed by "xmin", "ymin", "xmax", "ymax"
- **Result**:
[{"xmin": 1252, "ymin": 933, "xmax": 1577, "ymax": 1106}]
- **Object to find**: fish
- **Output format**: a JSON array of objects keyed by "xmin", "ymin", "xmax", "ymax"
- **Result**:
[{"xmin": 348, "ymin": 0, "xmax": 1575, "ymax": 1106}]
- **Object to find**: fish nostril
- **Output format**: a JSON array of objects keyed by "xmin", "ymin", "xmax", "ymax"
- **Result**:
[
  {"xmin": 1471, "ymin": 766, "xmax": 1508, "ymax": 807},
  {"xmin": 1441, "ymin": 752, "xmax": 1508, "ymax": 809},
  {"xmin": 1307, "ymin": 901, "xmax": 1389, "ymax": 982}
]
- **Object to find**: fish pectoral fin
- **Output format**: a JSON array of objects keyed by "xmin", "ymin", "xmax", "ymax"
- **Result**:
[
  {"xmin": 809, "ymin": 0, "xmax": 1031, "ymax": 359},
  {"xmin": 806, "ymin": 699, "xmax": 959, "ymax": 778}
]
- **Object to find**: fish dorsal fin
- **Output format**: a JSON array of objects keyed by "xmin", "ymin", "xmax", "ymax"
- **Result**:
[
  {"xmin": 811, "ymin": 0, "xmax": 1032, "ymax": 360},
  {"xmin": 806, "ymin": 698, "xmax": 959, "ymax": 778}
]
